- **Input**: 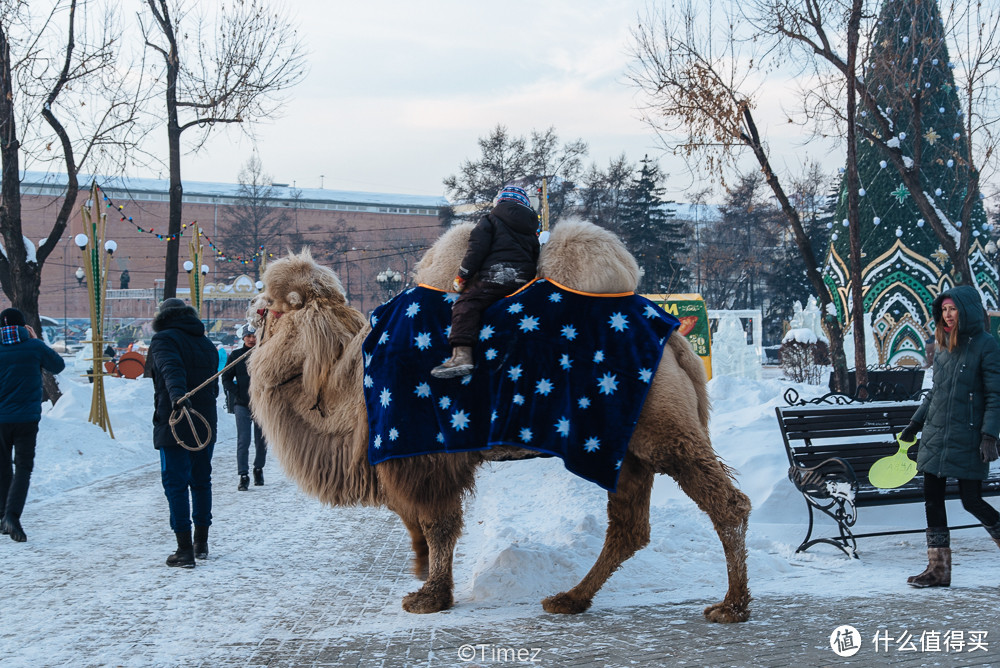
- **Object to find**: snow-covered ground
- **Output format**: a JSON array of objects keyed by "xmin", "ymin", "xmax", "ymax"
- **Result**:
[{"xmin": 5, "ymin": 364, "xmax": 1000, "ymax": 665}]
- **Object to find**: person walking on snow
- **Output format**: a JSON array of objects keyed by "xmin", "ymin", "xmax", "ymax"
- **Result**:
[
  {"xmin": 0, "ymin": 308, "xmax": 65, "ymax": 542},
  {"xmin": 898, "ymin": 285, "xmax": 1000, "ymax": 587},
  {"xmin": 431, "ymin": 184, "xmax": 540, "ymax": 379},
  {"xmin": 149, "ymin": 298, "xmax": 219, "ymax": 568},
  {"xmin": 222, "ymin": 324, "xmax": 267, "ymax": 491}
]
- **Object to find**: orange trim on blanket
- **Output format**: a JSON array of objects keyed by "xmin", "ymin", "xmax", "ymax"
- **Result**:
[{"xmin": 416, "ymin": 279, "xmax": 635, "ymax": 299}]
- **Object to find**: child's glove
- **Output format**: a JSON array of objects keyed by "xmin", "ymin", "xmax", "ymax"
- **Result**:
[{"xmin": 452, "ymin": 276, "xmax": 466, "ymax": 293}]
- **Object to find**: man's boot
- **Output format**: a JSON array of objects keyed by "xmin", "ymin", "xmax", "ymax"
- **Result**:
[
  {"xmin": 430, "ymin": 346, "xmax": 474, "ymax": 379},
  {"xmin": 0, "ymin": 514, "xmax": 26, "ymax": 542},
  {"xmin": 238, "ymin": 474, "xmax": 250, "ymax": 491},
  {"xmin": 193, "ymin": 525, "xmax": 209, "ymax": 560},
  {"xmin": 253, "ymin": 468, "xmax": 264, "ymax": 486},
  {"xmin": 166, "ymin": 530, "xmax": 196, "ymax": 568}
]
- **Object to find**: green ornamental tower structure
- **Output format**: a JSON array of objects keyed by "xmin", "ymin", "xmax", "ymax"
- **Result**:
[{"xmin": 823, "ymin": 0, "xmax": 998, "ymax": 366}]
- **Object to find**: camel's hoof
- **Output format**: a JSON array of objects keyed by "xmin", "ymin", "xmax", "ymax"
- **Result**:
[
  {"xmin": 704, "ymin": 601, "xmax": 750, "ymax": 623},
  {"xmin": 542, "ymin": 592, "xmax": 592, "ymax": 614},
  {"xmin": 402, "ymin": 589, "xmax": 453, "ymax": 614}
]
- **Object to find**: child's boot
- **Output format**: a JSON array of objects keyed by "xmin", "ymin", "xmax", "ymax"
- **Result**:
[{"xmin": 431, "ymin": 346, "xmax": 474, "ymax": 378}]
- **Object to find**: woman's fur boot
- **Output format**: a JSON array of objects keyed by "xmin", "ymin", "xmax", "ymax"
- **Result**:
[{"xmin": 908, "ymin": 529, "xmax": 951, "ymax": 587}]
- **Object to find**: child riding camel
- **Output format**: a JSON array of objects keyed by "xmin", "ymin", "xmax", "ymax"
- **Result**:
[{"xmin": 431, "ymin": 184, "xmax": 540, "ymax": 379}]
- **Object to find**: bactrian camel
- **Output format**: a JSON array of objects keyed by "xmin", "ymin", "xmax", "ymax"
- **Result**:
[{"xmin": 248, "ymin": 219, "xmax": 751, "ymax": 622}]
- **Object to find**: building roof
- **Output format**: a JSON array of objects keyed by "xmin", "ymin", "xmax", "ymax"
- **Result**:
[{"xmin": 18, "ymin": 170, "xmax": 449, "ymax": 209}]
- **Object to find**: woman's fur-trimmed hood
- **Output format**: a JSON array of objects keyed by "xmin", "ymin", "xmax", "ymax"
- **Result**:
[{"xmin": 152, "ymin": 303, "xmax": 204, "ymax": 335}]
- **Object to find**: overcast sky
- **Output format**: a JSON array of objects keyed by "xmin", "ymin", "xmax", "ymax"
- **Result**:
[{"xmin": 177, "ymin": 1, "xmax": 837, "ymax": 202}]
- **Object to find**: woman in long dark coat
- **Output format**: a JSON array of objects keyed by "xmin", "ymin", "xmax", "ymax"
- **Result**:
[{"xmin": 900, "ymin": 285, "xmax": 1000, "ymax": 587}]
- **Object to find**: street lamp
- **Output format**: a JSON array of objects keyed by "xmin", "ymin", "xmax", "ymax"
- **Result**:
[{"xmin": 376, "ymin": 267, "xmax": 402, "ymax": 301}]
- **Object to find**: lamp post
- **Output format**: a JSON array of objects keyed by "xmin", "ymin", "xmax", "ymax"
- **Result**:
[
  {"xmin": 376, "ymin": 267, "xmax": 402, "ymax": 302},
  {"xmin": 77, "ymin": 182, "xmax": 115, "ymax": 438}
]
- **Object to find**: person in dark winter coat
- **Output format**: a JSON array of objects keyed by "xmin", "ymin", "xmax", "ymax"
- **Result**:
[
  {"xmin": 222, "ymin": 324, "xmax": 267, "ymax": 491},
  {"xmin": 431, "ymin": 184, "xmax": 540, "ymax": 378},
  {"xmin": 0, "ymin": 308, "xmax": 65, "ymax": 542},
  {"xmin": 898, "ymin": 285, "xmax": 1000, "ymax": 587},
  {"xmin": 149, "ymin": 298, "xmax": 219, "ymax": 568}
]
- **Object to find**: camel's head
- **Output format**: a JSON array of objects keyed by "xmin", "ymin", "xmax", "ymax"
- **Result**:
[
  {"xmin": 253, "ymin": 249, "xmax": 347, "ymax": 342},
  {"xmin": 413, "ymin": 223, "xmax": 474, "ymax": 290}
]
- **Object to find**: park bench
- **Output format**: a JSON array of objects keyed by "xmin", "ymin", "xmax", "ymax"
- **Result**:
[{"xmin": 776, "ymin": 392, "xmax": 1000, "ymax": 557}]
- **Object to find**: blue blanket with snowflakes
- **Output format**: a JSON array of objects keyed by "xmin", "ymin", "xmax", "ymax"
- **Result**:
[{"xmin": 362, "ymin": 279, "xmax": 680, "ymax": 491}]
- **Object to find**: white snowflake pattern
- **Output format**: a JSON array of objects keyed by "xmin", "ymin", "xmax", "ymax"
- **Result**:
[
  {"xmin": 615, "ymin": 459, "xmax": 623, "ymax": 469},
  {"xmin": 513, "ymin": 394, "xmax": 525, "ymax": 405},
  {"xmin": 364, "ymin": 353, "xmax": 372, "ymax": 368},
  {"xmin": 389, "ymin": 428, "xmax": 399, "ymax": 441},
  {"xmin": 535, "ymin": 378, "xmax": 554, "ymax": 395},
  {"xmin": 583, "ymin": 437, "xmax": 601, "ymax": 453},
  {"xmin": 485, "ymin": 348, "xmax": 498, "ymax": 361},
  {"xmin": 598, "ymin": 373, "xmax": 618, "ymax": 396},
  {"xmin": 644, "ymin": 304, "xmax": 660, "ymax": 319},
  {"xmin": 556, "ymin": 417, "xmax": 570, "ymax": 437},
  {"xmin": 436, "ymin": 432, "xmax": 445, "ymax": 443},
  {"xmin": 370, "ymin": 314, "xmax": 379, "ymax": 326},
  {"xmin": 414, "ymin": 332, "xmax": 432, "ymax": 350},
  {"xmin": 414, "ymin": 382, "xmax": 431, "ymax": 398},
  {"xmin": 519, "ymin": 427, "xmax": 533, "ymax": 443},
  {"xmin": 609, "ymin": 312, "xmax": 629, "ymax": 332},
  {"xmin": 451, "ymin": 410, "xmax": 470, "ymax": 431},
  {"xmin": 559, "ymin": 354, "xmax": 572, "ymax": 370},
  {"xmin": 594, "ymin": 350, "xmax": 605, "ymax": 363},
  {"xmin": 364, "ymin": 374, "xmax": 374, "ymax": 388},
  {"xmin": 578, "ymin": 396, "xmax": 591, "ymax": 409},
  {"xmin": 479, "ymin": 325, "xmax": 495, "ymax": 341},
  {"xmin": 379, "ymin": 388, "xmax": 392, "ymax": 407},
  {"xmin": 507, "ymin": 302, "xmax": 524, "ymax": 314},
  {"xmin": 519, "ymin": 316, "xmax": 540, "ymax": 332},
  {"xmin": 405, "ymin": 302, "xmax": 421, "ymax": 318},
  {"xmin": 638, "ymin": 368, "xmax": 653, "ymax": 383},
  {"xmin": 561, "ymin": 324, "xmax": 578, "ymax": 341},
  {"xmin": 439, "ymin": 396, "xmax": 452, "ymax": 410},
  {"xmin": 377, "ymin": 332, "xmax": 389, "ymax": 345},
  {"xmin": 490, "ymin": 410, "xmax": 498, "ymax": 423},
  {"xmin": 445, "ymin": 325, "xmax": 452, "ymax": 338},
  {"xmin": 373, "ymin": 434, "xmax": 382, "ymax": 449},
  {"xmin": 548, "ymin": 292, "xmax": 563, "ymax": 303},
  {"xmin": 508, "ymin": 365, "xmax": 523, "ymax": 381},
  {"xmin": 444, "ymin": 293, "xmax": 459, "ymax": 303},
  {"xmin": 461, "ymin": 374, "xmax": 473, "ymax": 386}
]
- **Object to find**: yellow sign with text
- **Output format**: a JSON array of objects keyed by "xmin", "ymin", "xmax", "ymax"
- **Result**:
[{"xmin": 644, "ymin": 293, "xmax": 712, "ymax": 380}]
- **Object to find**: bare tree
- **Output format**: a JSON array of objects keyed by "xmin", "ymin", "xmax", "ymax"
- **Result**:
[
  {"xmin": 216, "ymin": 155, "xmax": 291, "ymax": 281},
  {"xmin": 139, "ymin": 0, "xmax": 306, "ymax": 298},
  {"xmin": 0, "ymin": 0, "xmax": 146, "ymax": 400},
  {"xmin": 627, "ymin": 0, "xmax": 852, "ymax": 387},
  {"xmin": 580, "ymin": 154, "xmax": 636, "ymax": 235},
  {"xmin": 443, "ymin": 124, "xmax": 588, "ymax": 224}
]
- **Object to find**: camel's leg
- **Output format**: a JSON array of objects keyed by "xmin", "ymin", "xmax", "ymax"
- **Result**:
[
  {"xmin": 542, "ymin": 453, "xmax": 654, "ymax": 614},
  {"xmin": 669, "ymin": 453, "xmax": 751, "ymax": 623},
  {"xmin": 398, "ymin": 512, "xmax": 429, "ymax": 581},
  {"xmin": 401, "ymin": 497, "xmax": 463, "ymax": 614}
]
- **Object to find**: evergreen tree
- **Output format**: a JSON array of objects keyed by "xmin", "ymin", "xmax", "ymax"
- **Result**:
[
  {"xmin": 824, "ymin": 0, "xmax": 996, "ymax": 366},
  {"xmin": 619, "ymin": 155, "xmax": 687, "ymax": 294}
]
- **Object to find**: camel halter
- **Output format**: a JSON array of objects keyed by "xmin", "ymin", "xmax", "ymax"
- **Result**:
[{"xmin": 168, "ymin": 350, "xmax": 251, "ymax": 452}]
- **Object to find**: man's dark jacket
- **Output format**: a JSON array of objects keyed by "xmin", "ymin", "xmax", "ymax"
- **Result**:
[
  {"xmin": 222, "ymin": 344, "xmax": 253, "ymax": 407},
  {"xmin": 0, "ymin": 326, "xmax": 66, "ymax": 423},
  {"xmin": 149, "ymin": 303, "xmax": 219, "ymax": 450}
]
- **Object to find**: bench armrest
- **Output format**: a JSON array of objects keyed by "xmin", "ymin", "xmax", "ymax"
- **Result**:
[{"xmin": 788, "ymin": 457, "xmax": 859, "ymax": 501}]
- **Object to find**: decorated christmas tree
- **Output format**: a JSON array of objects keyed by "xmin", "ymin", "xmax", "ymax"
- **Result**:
[{"xmin": 824, "ymin": 0, "xmax": 997, "ymax": 366}]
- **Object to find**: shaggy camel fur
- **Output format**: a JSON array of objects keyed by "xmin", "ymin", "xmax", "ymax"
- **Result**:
[{"xmin": 249, "ymin": 220, "xmax": 751, "ymax": 622}]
